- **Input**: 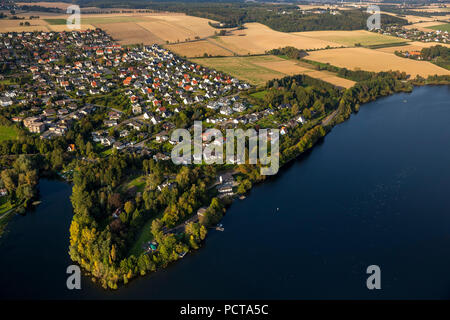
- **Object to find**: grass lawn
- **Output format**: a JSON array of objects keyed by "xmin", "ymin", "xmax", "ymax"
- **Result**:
[
  {"xmin": 429, "ymin": 23, "xmax": 450, "ymax": 32},
  {"xmin": 128, "ymin": 217, "xmax": 155, "ymax": 257},
  {"xmin": 128, "ymin": 210, "xmax": 165, "ymax": 257},
  {"xmin": 0, "ymin": 198, "xmax": 13, "ymax": 215},
  {"xmin": 250, "ymin": 90, "xmax": 268, "ymax": 100},
  {"xmin": 43, "ymin": 19, "xmax": 67, "ymax": 25},
  {"xmin": 100, "ymin": 148, "xmax": 114, "ymax": 157},
  {"xmin": 127, "ymin": 176, "xmax": 146, "ymax": 193},
  {"xmin": 0, "ymin": 198, "xmax": 16, "ymax": 235},
  {"xmin": 0, "ymin": 125, "xmax": 19, "ymax": 142}
]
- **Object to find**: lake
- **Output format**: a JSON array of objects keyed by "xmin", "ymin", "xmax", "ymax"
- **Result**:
[{"xmin": 1, "ymin": 85, "xmax": 450, "ymax": 299}]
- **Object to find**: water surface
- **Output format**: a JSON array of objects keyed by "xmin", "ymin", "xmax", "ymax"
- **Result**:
[{"xmin": 1, "ymin": 85, "xmax": 450, "ymax": 299}]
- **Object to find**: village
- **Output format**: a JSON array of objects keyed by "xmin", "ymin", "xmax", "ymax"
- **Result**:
[
  {"xmin": 0, "ymin": 28, "xmax": 310, "ymax": 162},
  {"xmin": 375, "ymin": 24, "xmax": 449, "ymax": 44}
]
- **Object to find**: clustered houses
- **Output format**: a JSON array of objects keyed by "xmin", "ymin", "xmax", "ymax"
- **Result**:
[
  {"xmin": 116, "ymin": 43, "xmax": 251, "ymax": 122},
  {"xmin": 0, "ymin": 29, "xmax": 114, "ymax": 139},
  {"xmin": 0, "ymin": 28, "xmax": 307, "ymax": 162},
  {"xmin": 0, "ymin": 29, "xmax": 254, "ymax": 155},
  {"xmin": 375, "ymin": 25, "xmax": 449, "ymax": 44}
]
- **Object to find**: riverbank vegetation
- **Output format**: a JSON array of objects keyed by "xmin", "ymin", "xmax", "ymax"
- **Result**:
[
  {"xmin": 67, "ymin": 61, "xmax": 447, "ymax": 289},
  {"xmin": 68, "ymin": 153, "xmax": 223, "ymax": 288},
  {"xmin": 0, "ymin": 155, "xmax": 40, "ymax": 235}
]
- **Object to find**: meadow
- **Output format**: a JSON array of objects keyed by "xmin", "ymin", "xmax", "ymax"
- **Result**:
[
  {"xmin": 429, "ymin": 23, "xmax": 450, "ymax": 32},
  {"xmin": 0, "ymin": 125, "xmax": 19, "ymax": 142},
  {"xmin": 192, "ymin": 55, "xmax": 355, "ymax": 88}
]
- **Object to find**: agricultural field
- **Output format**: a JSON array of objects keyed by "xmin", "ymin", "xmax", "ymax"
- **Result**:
[
  {"xmin": 380, "ymin": 11, "xmax": 438, "ymax": 24},
  {"xmin": 404, "ymin": 21, "xmax": 448, "ymax": 31},
  {"xmin": 411, "ymin": 6, "xmax": 450, "ymax": 14},
  {"xmin": 0, "ymin": 12, "xmax": 217, "ymax": 45},
  {"xmin": 192, "ymin": 55, "xmax": 355, "ymax": 88},
  {"xmin": 136, "ymin": 14, "xmax": 218, "ymax": 43},
  {"xmin": 376, "ymin": 41, "xmax": 450, "ymax": 54},
  {"xmin": 97, "ymin": 22, "xmax": 162, "ymax": 45},
  {"xmin": 165, "ymin": 40, "xmax": 233, "ymax": 57},
  {"xmin": 193, "ymin": 55, "xmax": 285, "ymax": 87},
  {"xmin": 45, "ymin": 16, "xmax": 146, "ymax": 24},
  {"xmin": 429, "ymin": 23, "xmax": 450, "ymax": 32},
  {"xmin": 17, "ymin": 2, "xmax": 74, "ymax": 10},
  {"xmin": 296, "ymin": 30, "xmax": 408, "ymax": 47},
  {"xmin": 207, "ymin": 23, "xmax": 341, "ymax": 55},
  {"xmin": 306, "ymin": 47, "xmax": 450, "ymax": 78}
]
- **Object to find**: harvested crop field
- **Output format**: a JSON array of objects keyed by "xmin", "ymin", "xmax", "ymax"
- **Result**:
[
  {"xmin": 376, "ymin": 41, "xmax": 450, "ymax": 54},
  {"xmin": 137, "ymin": 15, "xmax": 217, "ymax": 43},
  {"xmin": 165, "ymin": 40, "xmax": 233, "ymax": 57},
  {"xmin": 0, "ymin": 24, "xmax": 50, "ymax": 32},
  {"xmin": 0, "ymin": 19, "xmax": 50, "ymax": 32},
  {"xmin": 47, "ymin": 24, "xmax": 95, "ymax": 32},
  {"xmin": 17, "ymin": 2, "xmax": 72, "ymax": 10},
  {"xmin": 411, "ymin": 7, "xmax": 450, "ymax": 13},
  {"xmin": 1, "ymin": 12, "xmax": 217, "ymax": 45},
  {"xmin": 306, "ymin": 47, "xmax": 450, "ymax": 77},
  {"xmin": 295, "ymin": 30, "xmax": 408, "ymax": 47},
  {"xmin": 380, "ymin": 11, "xmax": 437, "ymax": 24},
  {"xmin": 45, "ymin": 16, "xmax": 146, "ymax": 25},
  {"xmin": 192, "ymin": 55, "xmax": 355, "ymax": 88},
  {"xmin": 96, "ymin": 22, "xmax": 162, "ymax": 45},
  {"xmin": 208, "ymin": 23, "xmax": 341, "ymax": 55}
]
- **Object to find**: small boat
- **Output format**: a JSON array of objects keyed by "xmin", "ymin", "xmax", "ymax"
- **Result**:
[
  {"xmin": 216, "ymin": 224, "xmax": 224, "ymax": 231},
  {"xmin": 239, "ymin": 195, "xmax": 246, "ymax": 200},
  {"xmin": 276, "ymin": 207, "xmax": 279, "ymax": 211}
]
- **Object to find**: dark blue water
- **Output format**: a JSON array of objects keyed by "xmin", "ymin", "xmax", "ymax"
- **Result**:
[{"xmin": 1, "ymin": 85, "xmax": 450, "ymax": 299}]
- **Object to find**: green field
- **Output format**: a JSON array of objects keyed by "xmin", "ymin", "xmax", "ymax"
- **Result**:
[
  {"xmin": 0, "ymin": 198, "xmax": 15, "ymax": 235},
  {"xmin": 429, "ymin": 23, "xmax": 450, "ymax": 32},
  {"xmin": 192, "ymin": 56, "xmax": 285, "ymax": 87},
  {"xmin": 0, "ymin": 125, "xmax": 19, "ymax": 142},
  {"xmin": 128, "ymin": 217, "xmax": 154, "ymax": 256},
  {"xmin": 123, "ymin": 176, "xmax": 146, "ymax": 193},
  {"xmin": 43, "ymin": 19, "xmax": 67, "ymax": 25},
  {"xmin": 250, "ymin": 90, "xmax": 268, "ymax": 100}
]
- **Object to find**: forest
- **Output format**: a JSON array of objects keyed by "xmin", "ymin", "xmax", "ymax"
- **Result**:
[{"xmin": 420, "ymin": 45, "xmax": 450, "ymax": 70}]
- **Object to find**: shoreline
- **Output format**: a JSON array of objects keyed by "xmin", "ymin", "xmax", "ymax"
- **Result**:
[{"xmin": 81, "ymin": 81, "xmax": 449, "ymax": 290}]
